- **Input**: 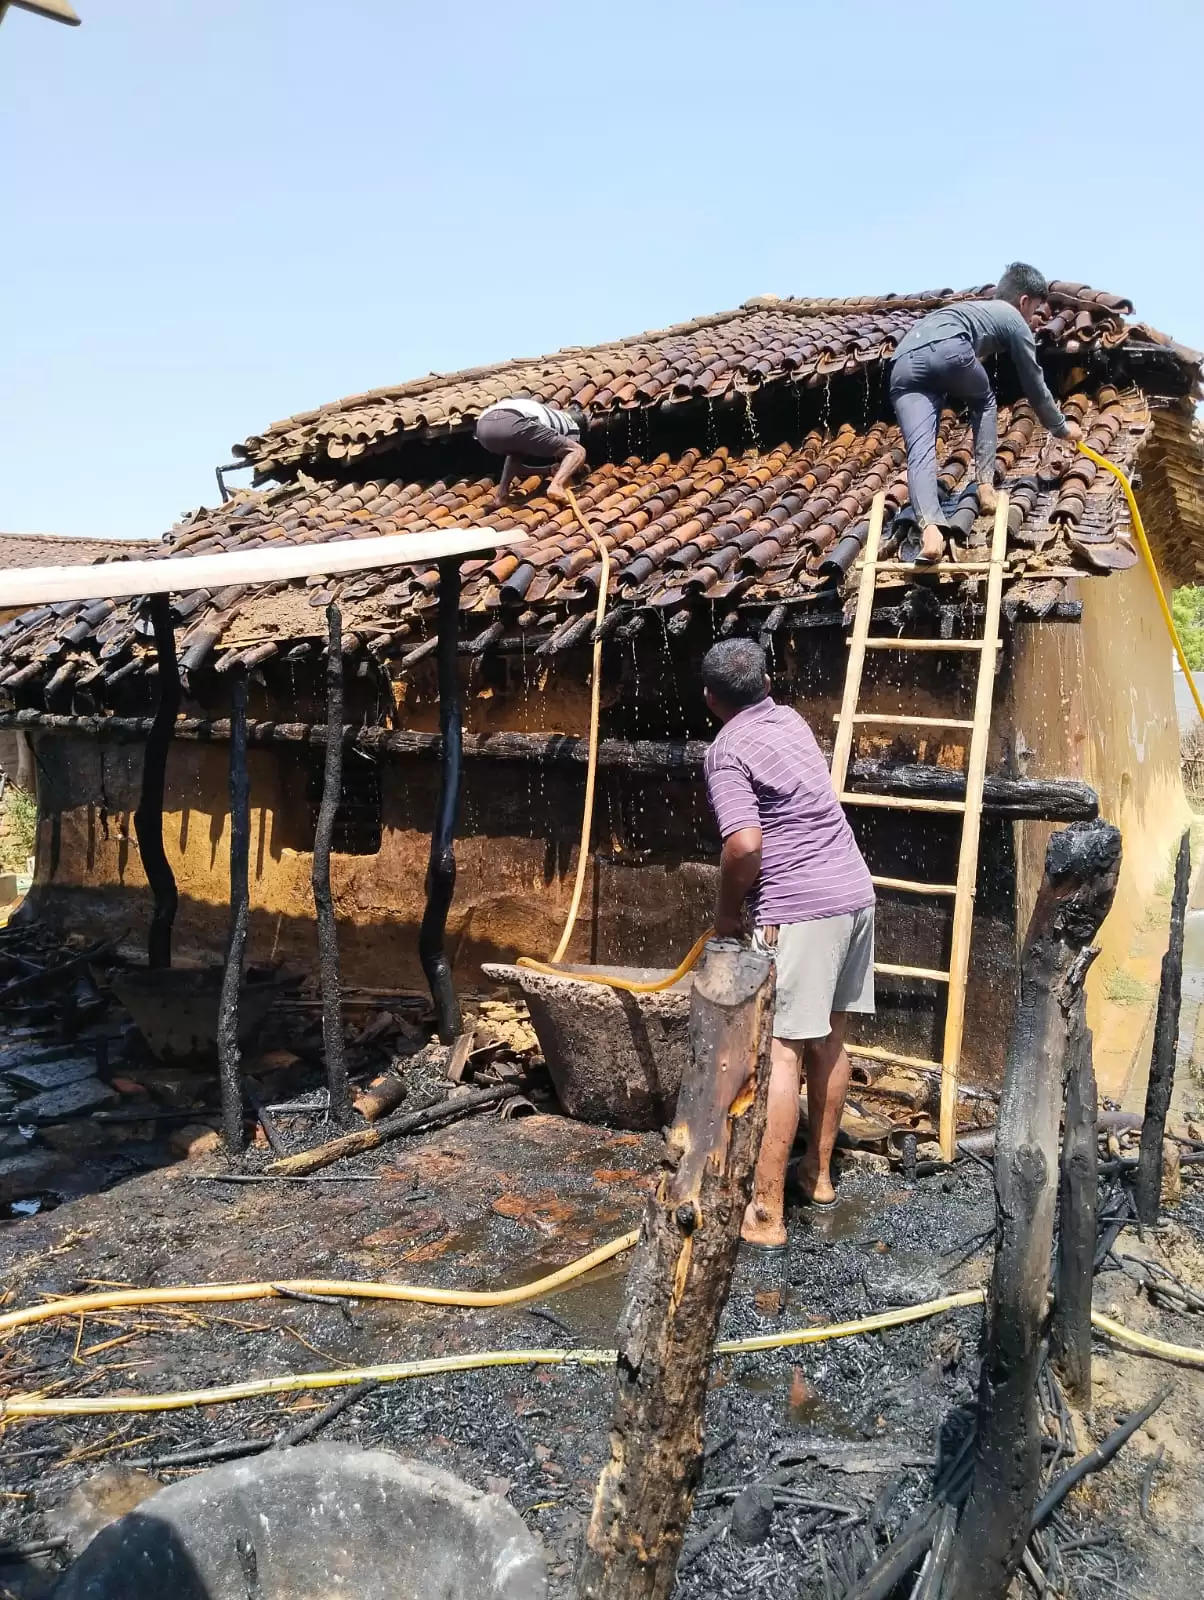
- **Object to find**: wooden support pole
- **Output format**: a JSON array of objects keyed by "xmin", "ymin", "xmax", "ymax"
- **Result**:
[
  {"xmin": 1051, "ymin": 996, "xmax": 1099, "ymax": 1404},
  {"xmin": 419, "ymin": 559, "xmax": 464, "ymax": 1044},
  {"xmin": 312, "ymin": 605, "xmax": 351, "ymax": 1124},
  {"xmin": 943, "ymin": 820, "xmax": 1121, "ymax": 1600},
  {"xmin": 132, "ymin": 593, "xmax": 180, "ymax": 969},
  {"xmin": 1136, "ymin": 829, "xmax": 1192, "ymax": 1224},
  {"xmin": 217, "ymin": 668, "xmax": 250, "ymax": 1153},
  {"xmin": 578, "ymin": 939, "xmax": 775, "ymax": 1600}
]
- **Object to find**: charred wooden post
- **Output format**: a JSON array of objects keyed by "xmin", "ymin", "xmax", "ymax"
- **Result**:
[
  {"xmin": 944, "ymin": 820, "xmax": 1121, "ymax": 1600},
  {"xmin": 312, "ymin": 605, "xmax": 351, "ymax": 1124},
  {"xmin": 1135, "ymin": 830, "xmax": 1191, "ymax": 1224},
  {"xmin": 578, "ymin": 939, "xmax": 775, "ymax": 1600},
  {"xmin": 132, "ymin": 593, "xmax": 180, "ymax": 968},
  {"xmin": 419, "ymin": 559, "xmax": 464, "ymax": 1043},
  {"xmin": 1051, "ymin": 1008, "xmax": 1099, "ymax": 1404},
  {"xmin": 217, "ymin": 668, "xmax": 250, "ymax": 1153}
]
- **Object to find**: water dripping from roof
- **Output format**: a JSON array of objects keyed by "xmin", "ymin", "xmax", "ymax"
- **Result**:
[{"xmin": 743, "ymin": 392, "xmax": 762, "ymax": 457}]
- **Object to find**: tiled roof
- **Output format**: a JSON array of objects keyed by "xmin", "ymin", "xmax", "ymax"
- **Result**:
[
  {"xmin": 233, "ymin": 281, "xmax": 1195, "ymax": 476},
  {"xmin": 0, "ymin": 387, "xmax": 1159, "ymax": 705},
  {"xmin": 0, "ymin": 532, "xmax": 153, "ymax": 571}
]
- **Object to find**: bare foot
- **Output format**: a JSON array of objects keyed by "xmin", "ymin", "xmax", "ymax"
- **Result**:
[
  {"xmin": 918, "ymin": 525, "xmax": 945, "ymax": 564},
  {"xmin": 977, "ymin": 481, "xmax": 998, "ymax": 514},
  {"xmin": 741, "ymin": 1199, "xmax": 787, "ymax": 1249},
  {"xmin": 796, "ymin": 1165, "xmax": 836, "ymax": 1206}
]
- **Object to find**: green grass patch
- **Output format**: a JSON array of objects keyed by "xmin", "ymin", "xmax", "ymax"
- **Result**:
[{"xmin": 1105, "ymin": 968, "xmax": 1156, "ymax": 1007}]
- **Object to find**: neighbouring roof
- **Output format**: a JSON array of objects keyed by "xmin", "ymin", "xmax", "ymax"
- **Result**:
[
  {"xmin": 0, "ymin": 532, "xmax": 153, "ymax": 571},
  {"xmin": 0, "ymin": 280, "xmax": 1201, "ymax": 709}
]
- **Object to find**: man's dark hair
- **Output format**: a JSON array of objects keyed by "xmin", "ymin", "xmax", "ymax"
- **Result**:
[
  {"xmin": 565, "ymin": 403, "xmax": 588, "ymax": 433},
  {"xmin": 702, "ymin": 638, "xmax": 770, "ymax": 710},
  {"xmin": 996, "ymin": 262, "xmax": 1049, "ymax": 306}
]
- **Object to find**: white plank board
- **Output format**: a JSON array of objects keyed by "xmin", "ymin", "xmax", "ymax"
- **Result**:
[{"xmin": 0, "ymin": 529, "xmax": 528, "ymax": 608}]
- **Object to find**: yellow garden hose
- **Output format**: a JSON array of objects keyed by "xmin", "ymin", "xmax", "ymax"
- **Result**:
[
  {"xmin": 517, "ymin": 485, "xmax": 714, "ymax": 991},
  {"xmin": 544, "ymin": 487, "xmax": 611, "ymax": 966},
  {"xmin": 1, "ymin": 1291, "xmax": 985, "ymax": 1419},
  {"xmin": 5, "ymin": 1288, "xmax": 1202, "ymax": 1419},
  {"xmin": 518, "ymin": 927, "xmax": 714, "ymax": 995},
  {"xmin": 1077, "ymin": 441, "xmax": 1204, "ymax": 724},
  {"xmin": 0, "ymin": 1229, "xmax": 639, "ymax": 1336}
]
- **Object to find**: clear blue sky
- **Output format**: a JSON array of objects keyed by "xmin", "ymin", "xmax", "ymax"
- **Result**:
[{"xmin": 2, "ymin": 0, "xmax": 1201, "ymax": 541}]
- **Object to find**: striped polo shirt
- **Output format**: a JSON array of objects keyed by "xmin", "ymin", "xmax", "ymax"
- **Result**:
[{"xmin": 704, "ymin": 697, "xmax": 874, "ymax": 926}]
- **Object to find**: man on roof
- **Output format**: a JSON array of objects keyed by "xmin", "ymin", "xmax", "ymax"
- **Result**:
[
  {"xmin": 475, "ymin": 397, "xmax": 588, "ymax": 509},
  {"xmin": 889, "ymin": 262, "xmax": 1083, "ymax": 564},
  {"xmin": 702, "ymin": 638, "xmax": 876, "ymax": 1249}
]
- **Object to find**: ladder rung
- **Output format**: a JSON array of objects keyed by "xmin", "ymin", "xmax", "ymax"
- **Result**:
[
  {"xmin": 875, "ymin": 962, "xmax": 951, "ymax": 983},
  {"xmin": 858, "ymin": 638, "xmax": 1000, "ymax": 653},
  {"xmin": 857, "ymin": 561, "xmax": 1000, "ymax": 574},
  {"xmin": 841, "ymin": 793, "xmax": 966, "ymax": 815},
  {"xmin": 871, "ymin": 875, "xmax": 958, "ymax": 897},
  {"xmin": 847, "ymin": 1044, "xmax": 943, "ymax": 1073},
  {"xmin": 835, "ymin": 712, "xmax": 975, "ymax": 729}
]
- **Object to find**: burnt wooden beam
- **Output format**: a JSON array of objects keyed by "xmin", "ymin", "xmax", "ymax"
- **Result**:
[
  {"xmin": 1135, "ymin": 829, "xmax": 1192, "ymax": 1224},
  {"xmin": 216, "ymin": 668, "xmax": 250, "ymax": 1152},
  {"xmin": 418, "ymin": 560, "xmax": 464, "ymax": 1044},
  {"xmin": 846, "ymin": 760, "xmax": 1099, "ymax": 821},
  {"xmin": 131, "ymin": 594, "xmax": 180, "ymax": 969},
  {"xmin": 578, "ymin": 940, "xmax": 775, "ymax": 1600},
  {"xmin": 0, "ymin": 711, "xmax": 1101, "ymax": 822},
  {"xmin": 312, "ymin": 605, "xmax": 352, "ymax": 1123},
  {"xmin": 944, "ymin": 819, "xmax": 1122, "ymax": 1600},
  {"xmin": 1051, "ymin": 1003, "xmax": 1099, "ymax": 1404}
]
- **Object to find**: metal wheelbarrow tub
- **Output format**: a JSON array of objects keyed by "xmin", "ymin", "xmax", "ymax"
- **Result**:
[
  {"xmin": 483, "ymin": 961, "xmax": 693, "ymax": 1131},
  {"xmin": 53, "ymin": 1445, "xmax": 546, "ymax": 1600}
]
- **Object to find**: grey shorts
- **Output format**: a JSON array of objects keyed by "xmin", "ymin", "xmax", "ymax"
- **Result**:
[
  {"xmin": 475, "ymin": 408, "xmax": 578, "ymax": 465},
  {"xmin": 754, "ymin": 907, "xmax": 876, "ymax": 1041}
]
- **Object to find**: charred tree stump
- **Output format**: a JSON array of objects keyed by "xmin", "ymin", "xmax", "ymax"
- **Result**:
[
  {"xmin": 578, "ymin": 939, "xmax": 775, "ymax": 1600},
  {"xmin": 943, "ymin": 820, "xmax": 1121, "ymax": 1600},
  {"xmin": 419, "ymin": 559, "xmax": 464, "ymax": 1043},
  {"xmin": 1052, "ymin": 1007, "xmax": 1098, "ymax": 1404},
  {"xmin": 1136, "ymin": 830, "xmax": 1191, "ymax": 1225},
  {"xmin": 312, "ymin": 605, "xmax": 351, "ymax": 1124},
  {"xmin": 217, "ymin": 668, "xmax": 250, "ymax": 1153},
  {"xmin": 132, "ymin": 593, "xmax": 180, "ymax": 969}
]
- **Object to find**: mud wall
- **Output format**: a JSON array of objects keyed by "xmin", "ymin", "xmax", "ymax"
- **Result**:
[
  {"xmin": 1008, "ymin": 569, "xmax": 1191, "ymax": 1033},
  {"xmin": 21, "ymin": 622, "xmax": 1046, "ymax": 1083}
]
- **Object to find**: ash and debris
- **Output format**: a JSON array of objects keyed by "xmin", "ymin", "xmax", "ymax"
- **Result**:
[{"xmin": 3, "ymin": 926, "xmax": 1204, "ymax": 1595}]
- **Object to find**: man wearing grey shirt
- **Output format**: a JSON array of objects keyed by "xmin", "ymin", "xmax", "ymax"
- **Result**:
[{"xmin": 890, "ymin": 262, "xmax": 1083, "ymax": 563}]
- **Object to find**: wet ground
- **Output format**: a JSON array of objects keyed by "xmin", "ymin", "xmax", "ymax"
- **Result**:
[{"xmin": 3, "ymin": 1100, "xmax": 1204, "ymax": 1598}]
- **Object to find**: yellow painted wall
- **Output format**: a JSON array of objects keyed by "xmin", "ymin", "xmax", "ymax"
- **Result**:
[{"xmin": 1008, "ymin": 567, "xmax": 1190, "ymax": 1039}]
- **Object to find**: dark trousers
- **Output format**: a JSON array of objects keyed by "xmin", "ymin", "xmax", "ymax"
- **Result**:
[{"xmin": 889, "ymin": 337, "xmax": 996, "ymax": 529}]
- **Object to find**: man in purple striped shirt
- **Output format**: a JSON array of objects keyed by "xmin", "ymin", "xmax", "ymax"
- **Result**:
[{"xmin": 702, "ymin": 639, "xmax": 875, "ymax": 1249}]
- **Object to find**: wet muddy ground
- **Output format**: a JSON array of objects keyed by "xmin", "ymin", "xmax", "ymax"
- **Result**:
[{"xmin": 3, "ymin": 1101, "xmax": 1204, "ymax": 1598}]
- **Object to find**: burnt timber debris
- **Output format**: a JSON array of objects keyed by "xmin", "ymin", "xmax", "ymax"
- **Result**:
[
  {"xmin": 216, "ymin": 666, "xmax": 251, "ymax": 1152},
  {"xmin": 419, "ymin": 558, "xmax": 465, "ymax": 1044},
  {"xmin": 579, "ymin": 940, "xmax": 775, "ymax": 1598},
  {"xmin": 1135, "ymin": 828, "xmax": 1191, "ymax": 1224},
  {"xmin": 944, "ymin": 820, "xmax": 1121, "ymax": 1596},
  {"xmin": 312, "ymin": 603, "xmax": 352, "ymax": 1124},
  {"xmin": 129, "ymin": 592, "xmax": 179, "ymax": 971}
]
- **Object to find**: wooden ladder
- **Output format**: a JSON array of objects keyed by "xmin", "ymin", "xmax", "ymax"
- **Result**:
[{"xmin": 830, "ymin": 490, "xmax": 1010, "ymax": 1160}]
